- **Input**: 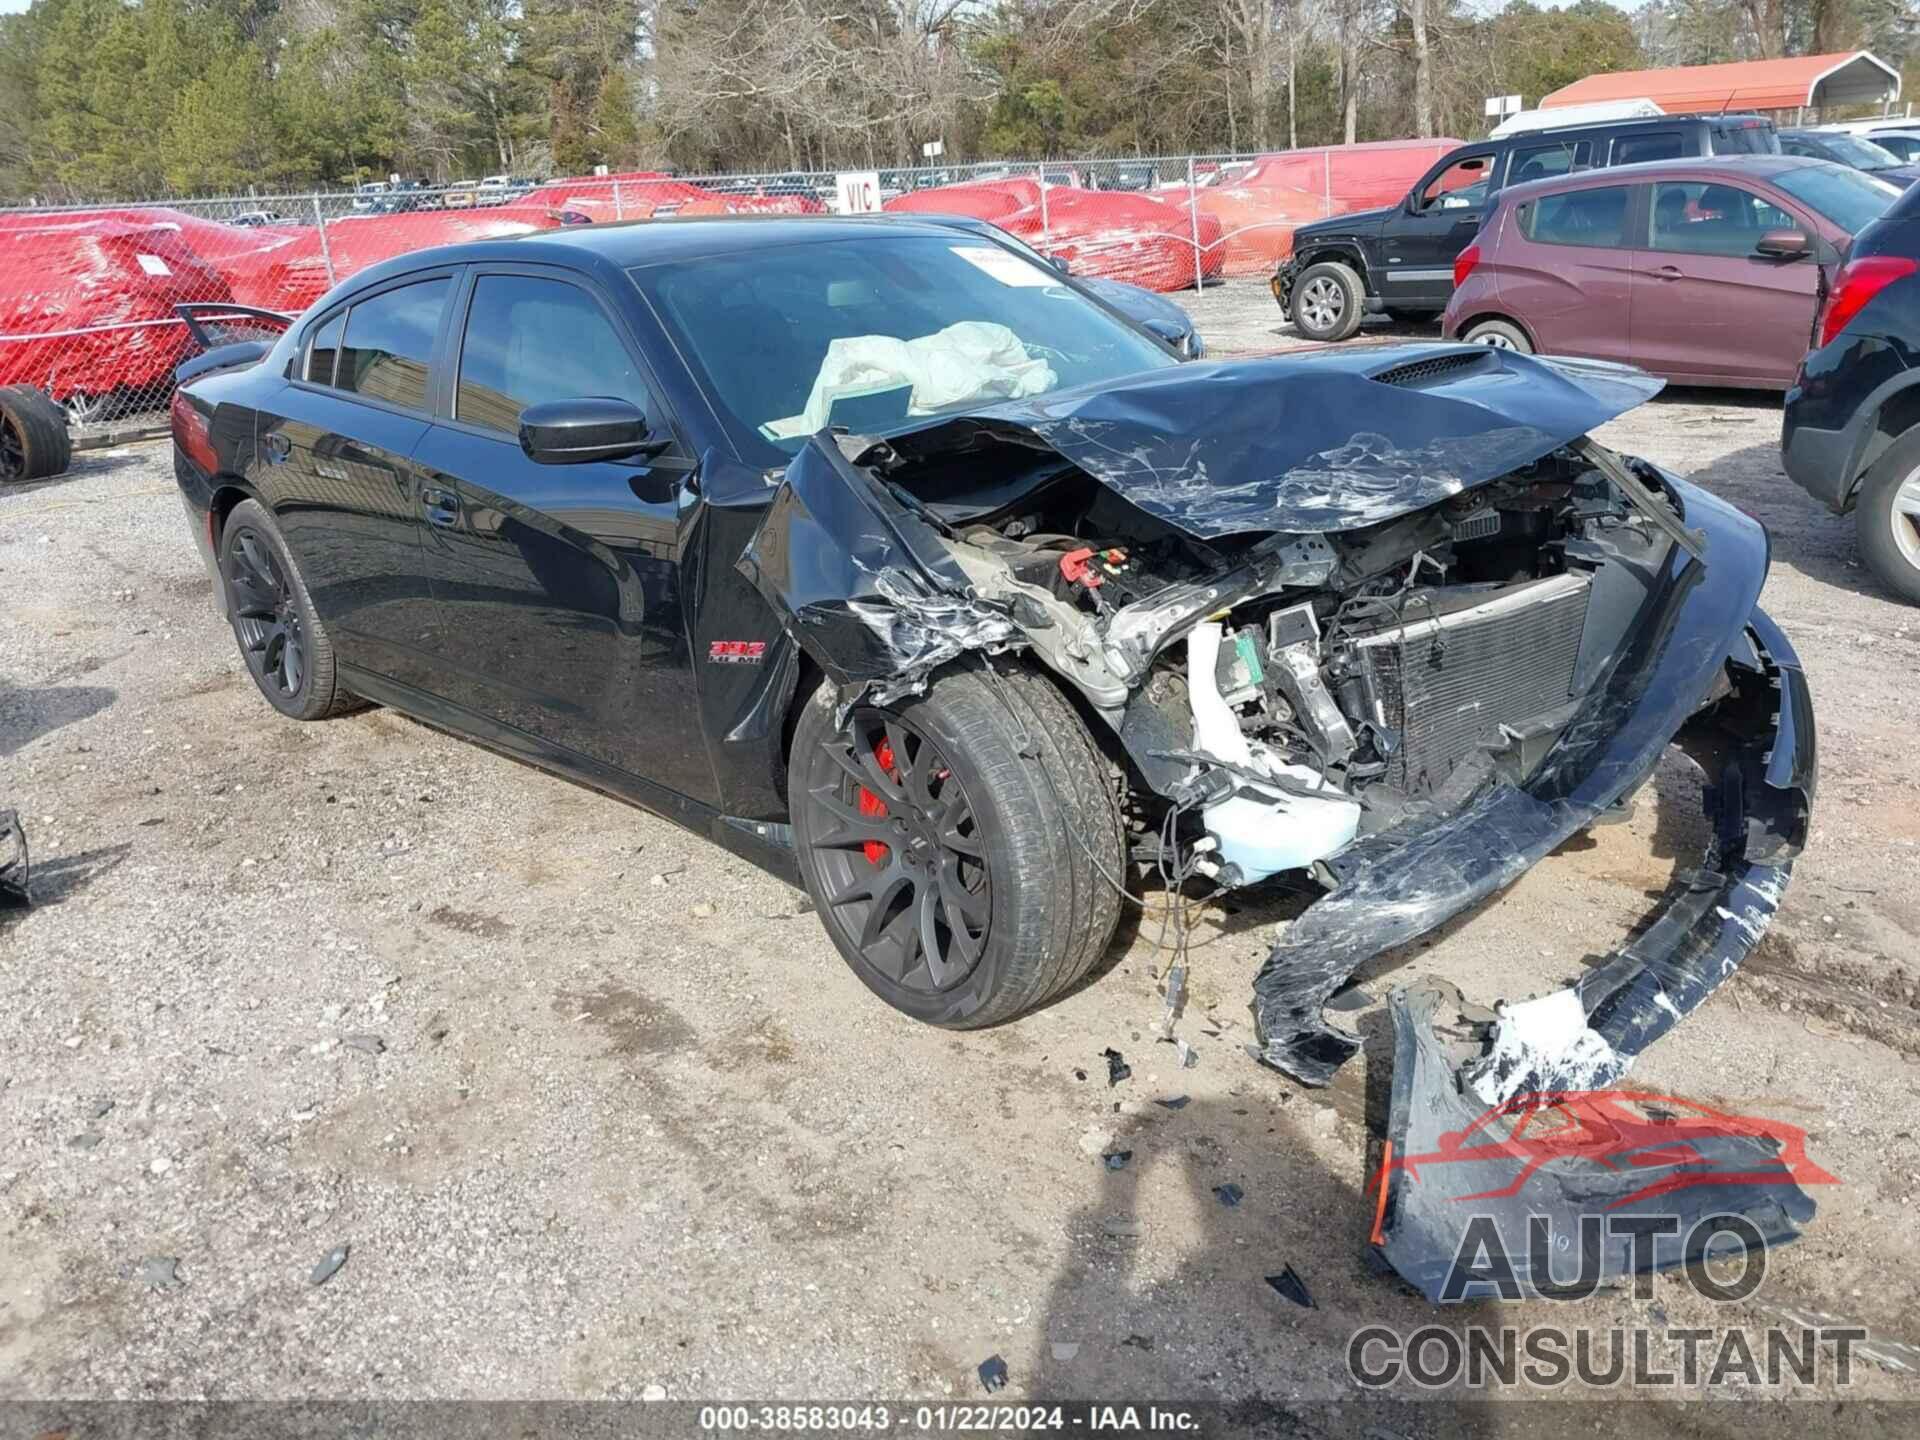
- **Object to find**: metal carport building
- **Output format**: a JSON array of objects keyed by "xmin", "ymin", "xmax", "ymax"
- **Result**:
[{"xmin": 1540, "ymin": 52, "xmax": 1902, "ymax": 119}]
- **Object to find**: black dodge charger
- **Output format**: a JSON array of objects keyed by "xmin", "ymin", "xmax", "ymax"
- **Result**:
[{"xmin": 170, "ymin": 216, "xmax": 1813, "ymax": 1127}]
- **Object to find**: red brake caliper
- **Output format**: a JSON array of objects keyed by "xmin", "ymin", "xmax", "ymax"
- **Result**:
[{"xmin": 858, "ymin": 737, "xmax": 898, "ymax": 866}]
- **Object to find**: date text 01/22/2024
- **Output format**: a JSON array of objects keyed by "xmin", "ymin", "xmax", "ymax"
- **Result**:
[{"xmin": 696, "ymin": 1405, "xmax": 1204, "ymax": 1432}]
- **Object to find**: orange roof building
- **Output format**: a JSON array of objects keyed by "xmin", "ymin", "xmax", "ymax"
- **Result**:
[{"xmin": 1540, "ymin": 52, "xmax": 1901, "ymax": 117}]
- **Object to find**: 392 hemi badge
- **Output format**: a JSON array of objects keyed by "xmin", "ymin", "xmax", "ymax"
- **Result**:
[{"xmin": 708, "ymin": 640, "xmax": 767, "ymax": 664}]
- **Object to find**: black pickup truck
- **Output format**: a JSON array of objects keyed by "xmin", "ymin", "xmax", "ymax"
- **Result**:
[{"xmin": 1275, "ymin": 113, "xmax": 1779, "ymax": 342}]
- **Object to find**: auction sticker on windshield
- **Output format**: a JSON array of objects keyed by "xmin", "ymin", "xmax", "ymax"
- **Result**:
[{"xmin": 950, "ymin": 245, "xmax": 1057, "ymax": 286}]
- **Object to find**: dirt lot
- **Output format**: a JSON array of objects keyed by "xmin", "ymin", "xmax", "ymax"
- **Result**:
[{"xmin": 5, "ymin": 279, "xmax": 1920, "ymax": 1425}]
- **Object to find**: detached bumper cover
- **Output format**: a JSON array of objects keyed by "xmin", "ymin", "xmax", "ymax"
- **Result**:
[{"xmin": 1252, "ymin": 476, "xmax": 1814, "ymax": 1087}]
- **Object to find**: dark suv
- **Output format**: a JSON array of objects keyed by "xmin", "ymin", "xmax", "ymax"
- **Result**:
[
  {"xmin": 1782, "ymin": 177, "xmax": 1920, "ymax": 602},
  {"xmin": 1277, "ymin": 113, "xmax": 1780, "ymax": 341}
]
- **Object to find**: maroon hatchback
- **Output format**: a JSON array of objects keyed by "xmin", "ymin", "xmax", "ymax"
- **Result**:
[{"xmin": 1441, "ymin": 155, "xmax": 1899, "ymax": 388}]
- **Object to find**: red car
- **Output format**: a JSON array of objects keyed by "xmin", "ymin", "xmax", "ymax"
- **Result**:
[{"xmin": 1442, "ymin": 155, "xmax": 1900, "ymax": 388}]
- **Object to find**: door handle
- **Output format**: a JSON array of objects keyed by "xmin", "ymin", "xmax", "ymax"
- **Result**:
[
  {"xmin": 1655, "ymin": 265, "xmax": 1684, "ymax": 281},
  {"xmin": 263, "ymin": 431, "xmax": 291, "ymax": 461}
]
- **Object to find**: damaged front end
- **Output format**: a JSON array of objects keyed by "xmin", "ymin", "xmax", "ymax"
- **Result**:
[{"xmin": 741, "ymin": 341, "xmax": 1812, "ymax": 1130}]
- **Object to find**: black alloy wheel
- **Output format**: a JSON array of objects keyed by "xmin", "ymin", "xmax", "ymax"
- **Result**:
[
  {"xmin": 226, "ymin": 522, "xmax": 308, "ymax": 700},
  {"xmin": 801, "ymin": 710, "xmax": 990, "ymax": 996}
]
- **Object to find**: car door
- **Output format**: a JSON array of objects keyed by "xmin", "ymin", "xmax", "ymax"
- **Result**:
[
  {"xmin": 254, "ymin": 272, "xmax": 455, "ymax": 690},
  {"xmin": 1500, "ymin": 183, "xmax": 1639, "ymax": 362},
  {"xmin": 1380, "ymin": 149, "xmax": 1498, "ymax": 307},
  {"xmin": 1627, "ymin": 179, "xmax": 1824, "ymax": 384},
  {"xmin": 408, "ymin": 264, "xmax": 717, "ymax": 804}
]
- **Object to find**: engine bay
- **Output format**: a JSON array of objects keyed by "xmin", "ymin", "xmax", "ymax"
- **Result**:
[{"xmin": 885, "ymin": 442, "xmax": 1681, "ymax": 889}]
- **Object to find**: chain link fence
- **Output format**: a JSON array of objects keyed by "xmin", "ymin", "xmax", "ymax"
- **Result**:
[{"xmin": 1, "ymin": 144, "xmax": 1458, "ymax": 442}]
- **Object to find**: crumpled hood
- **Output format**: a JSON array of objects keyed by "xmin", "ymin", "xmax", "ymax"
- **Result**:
[{"xmin": 874, "ymin": 345, "xmax": 1665, "ymax": 540}]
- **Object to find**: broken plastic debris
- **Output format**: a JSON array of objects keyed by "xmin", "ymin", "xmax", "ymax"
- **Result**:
[
  {"xmin": 1153, "ymin": 1095, "xmax": 1191, "ymax": 1111},
  {"xmin": 309, "ymin": 1243, "xmax": 350, "ymax": 1287},
  {"xmin": 977, "ymin": 1354, "xmax": 1009, "ymax": 1393},
  {"xmin": 1466, "ymin": 988, "xmax": 1627, "ymax": 1105},
  {"xmin": 1264, "ymin": 1266, "xmax": 1315, "ymax": 1309},
  {"xmin": 1103, "ymin": 1048, "xmax": 1132, "ymax": 1086},
  {"xmin": 1176, "ymin": 1039, "xmax": 1198, "ymax": 1070},
  {"xmin": 139, "ymin": 1256, "xmax": 181, "ymax": 1290},
  {"xmin": 1049, "ymin": 1342, "xmax": 1079, "ymax": 1362},
  {"xmin": 1213, "ymin": 1183, "xmax": 1244, "ymax": 1208},
  {"xmin": 1102, "ymin": 1150, "xmax": 1133, "ymax": 1172}
]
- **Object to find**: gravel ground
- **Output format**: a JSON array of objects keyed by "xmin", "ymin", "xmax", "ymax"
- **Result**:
[{"xmin": 5, "ymin": 282, "xmax": 1920, "ymax": 1424}]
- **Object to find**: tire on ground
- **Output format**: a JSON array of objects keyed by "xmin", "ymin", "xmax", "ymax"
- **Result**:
[
  {"xmin": 0, "ymin": 385, "xmax": 72, "ymax": 482},
  {"xmin": 219, "ymin": 498, "xmax": 368, "ymax": 720},
  {"xmin": 1289, "ymin": 260, "xmax": 1366, "ymax": 343},
  {"xmin": 789, "ymin": 662, "xmax": 1127, "ymax": 1030},
  {"xmin": 1461, "ymin": 318, "xmax": 1533, "ymax": 353},
  {"xmin": 1854, "ymin": 427, "xmax": 1920, "ymax": 606}
]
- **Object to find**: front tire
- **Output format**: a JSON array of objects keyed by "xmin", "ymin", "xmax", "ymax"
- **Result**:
[
  {"xmin": 790, "ymin": 664, "xmax": 1125, "ymax": 1029},
  {"xmin": 219, "ymin": 498, "xmax": 364, "ymax": 719},
  {"xmin": 1855, "ymin": 429, "xmax": 1920, "ymax": 605},
  {"xmin": 1290, "ymin": 260, "xmax": 1366, "ymax": 342}
]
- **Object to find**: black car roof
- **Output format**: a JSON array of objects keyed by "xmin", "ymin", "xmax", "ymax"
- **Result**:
[
  {"xmin": 1510, "ymin": 112, "xmax": 1771, "ymax": 142},
  {"xmin": 322, "ymin": 214, "xmax": 1005, "ymax": 302}
]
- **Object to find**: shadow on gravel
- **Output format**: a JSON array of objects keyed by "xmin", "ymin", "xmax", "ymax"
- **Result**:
[
  {"xmin": 1679, "ymin": 439, "xmax": 1892, "ymax": 601},
  {"xmin": 1015, "ymin": 1070, "xmax": 1506, "ymax": 1431},
  {"xmin": 0, "ymin": 840, "xmax": 129, "ymax": 923},
  {"xmin": 0, "ymin": 448, "xmax": 142, "ymax": 497},
  {"xmin": 0, "ymin": 682, "xmax": 117, "ymax": 757}
]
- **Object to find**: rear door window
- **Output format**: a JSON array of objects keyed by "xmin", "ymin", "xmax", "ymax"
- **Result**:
[
  {"xmin": 1612, "ymin": 131, "xmax": 1685, "ymax": 165},
  {"xmin": 1507, "ymin": 140, "xmax": 1591, "ymax": 187},
  {"xmin": 1521, "ymin": 186, "xmax": 1633, "ymax": 247},
  {"xmin": 1646, "ymin": 182, "xmax": 1795, "ymax": 255},
  {"xmin": 1710, "ymin": 123, "xmax": 1777, "ymax": 156},
  {"xmin": 335, "ymin": 277, "xmax": 450, "ymax": 412}
]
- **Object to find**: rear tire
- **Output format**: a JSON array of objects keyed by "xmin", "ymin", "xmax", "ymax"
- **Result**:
[
  {"xmin": 1855, "ymin": 429, "xmax": 1920, "ymax": 606},
  {"xmin": 1290, "ymin": 260, "xmax": 1366, "ymax": 342},
  {"xmin": 790, "ymin": 663, "xmax": 1125, "ymax": 1029},
  {"xmin": 1462, "ymin": 318, "xmax": 1533, "ymax": 353},
  {"xmin": 0, "ymin": 385, "xmax": 72, "ymax": 482},
  {"xmin": 218, "ymin": 499, "xmax": 365, "ymax": 720}
]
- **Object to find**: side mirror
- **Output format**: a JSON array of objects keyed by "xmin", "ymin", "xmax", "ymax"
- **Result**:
[
  {"xmin": 1051, "ymin": 254, "xmax": 1071, "ymax": 274},
  {"xmin": 518, "ymin": 397, "xmax": 667, "ymax": 465},
  {"xmin": 1139, "ymin": 317, "xmax": 1188, "ymax": 349},
  {"xmin": 1756, "ymin": 227, "xmax": 1812, "ymax": 259}
]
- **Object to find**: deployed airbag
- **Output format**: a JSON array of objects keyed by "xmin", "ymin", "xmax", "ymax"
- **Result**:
[{"xmin": 765, "ymin": 322, "xmax": 1056, "ymax": 439}]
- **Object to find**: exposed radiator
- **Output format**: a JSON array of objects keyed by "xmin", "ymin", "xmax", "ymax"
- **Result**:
[{"xmin": 1349, "ymin": 573, "xmax": 1592, "ymax": 793}]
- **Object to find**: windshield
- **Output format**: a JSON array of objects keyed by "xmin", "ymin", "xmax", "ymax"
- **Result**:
[
  {"xmin": 1774, "ymin": 163, "xmax": 1902, "ymax": 234},
  {"xmin": 1819, "ymin": 133, "xmax": 1904, "ymax": 170},
  {"xmin": 631, "ymin": 236, "xmax": 1177, "ymax": 467}
]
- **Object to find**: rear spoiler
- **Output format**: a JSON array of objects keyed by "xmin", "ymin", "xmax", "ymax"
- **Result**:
[{"xmin": 172, "ymin": 302, "xmax": 295, "ymax": 385}]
